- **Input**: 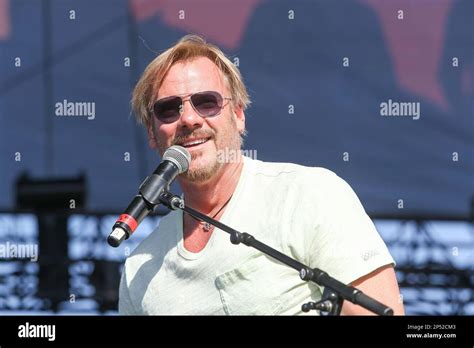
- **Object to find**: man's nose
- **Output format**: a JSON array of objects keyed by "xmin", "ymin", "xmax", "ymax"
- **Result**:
[{"xmin": 178, "ymin": 99, "xmax": 204, "ymax": 129}]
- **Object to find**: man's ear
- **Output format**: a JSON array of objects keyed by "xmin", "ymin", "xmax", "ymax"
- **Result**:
[
  {"xmin": 233, "ymin": 105, "xmax": 246, "ymax": 135},
  {"xmin": 147, "ymin": 122, "xmax": 158, "ymax": 150}
]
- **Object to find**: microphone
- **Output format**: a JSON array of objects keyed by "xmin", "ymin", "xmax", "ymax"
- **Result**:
[{"xmin": 107, "ymin": 145, "xmax": 191, "ymax": 247}]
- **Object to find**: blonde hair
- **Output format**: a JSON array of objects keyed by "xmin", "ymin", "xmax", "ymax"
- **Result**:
[{"xmin": 132, "ymin": 34, "xmax": 250, "ymax": 128}]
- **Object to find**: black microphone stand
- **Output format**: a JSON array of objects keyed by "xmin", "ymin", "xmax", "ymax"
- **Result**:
[{"xmin": 159, "ymin": 191, "xmax": 394, "ymax": 316}]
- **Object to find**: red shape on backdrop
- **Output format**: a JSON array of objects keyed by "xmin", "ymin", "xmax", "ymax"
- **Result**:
[
  {"xmin": 362, "ymin": 0, "xmax": 454, "ymax": 111},
  {"xmin": 130, "ymin": 0, "xmax": 262, "ymax": 50},
  {"xmin": 0, "ymin": 0, "xmax": 10, "ymax": 40}
]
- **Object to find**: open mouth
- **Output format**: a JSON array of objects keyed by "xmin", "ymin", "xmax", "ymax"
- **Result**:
[{"xmin": 178, "ymin": 137, "xmax": 211, "ymax": 149}]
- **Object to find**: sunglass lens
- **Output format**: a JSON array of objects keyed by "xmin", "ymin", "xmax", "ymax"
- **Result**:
[
  {"xmin": 191, "ymin": 92, "xmax": 223, "ymax": 117},
  {"xmin": 153, "ymin": 96, "xmax": 182, "ymax": 123}
]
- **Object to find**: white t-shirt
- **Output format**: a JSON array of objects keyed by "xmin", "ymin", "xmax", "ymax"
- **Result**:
[{"xmin": 119, "ymin": 157, "xmax": 394, "ymax": 315}]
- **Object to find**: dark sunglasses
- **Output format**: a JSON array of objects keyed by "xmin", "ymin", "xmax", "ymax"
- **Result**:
[{"xmin": 152, "ymin": 91, "xmax": 232, "ymax": 124}]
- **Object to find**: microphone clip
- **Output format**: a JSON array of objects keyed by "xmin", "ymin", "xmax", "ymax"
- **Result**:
[
  {"xmin": 301, "ymin": 289, "xmax": 344, "ymax": 315},
  {"xmin": 159, "ymin": 191, "xmax": 184, "ymax": 210}
]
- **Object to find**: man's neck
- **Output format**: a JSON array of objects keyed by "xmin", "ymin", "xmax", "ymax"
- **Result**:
[{"xmin": 178, "ymin": 156, "xmax": 244, "ymax": 214}]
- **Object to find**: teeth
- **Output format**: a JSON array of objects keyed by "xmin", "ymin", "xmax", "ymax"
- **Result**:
[{"xmin": 182, "ymin": 138, "xmax": 208, "ymax": 147}]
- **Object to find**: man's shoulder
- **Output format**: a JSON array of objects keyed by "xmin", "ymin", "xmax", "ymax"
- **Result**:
[
  {"xmin": 246, "ymin": 157, "xmax": 343, "ymax": 187},
  {"xmin": 244, "ymin": 157, "xmax": 359, "ymax": 207}
]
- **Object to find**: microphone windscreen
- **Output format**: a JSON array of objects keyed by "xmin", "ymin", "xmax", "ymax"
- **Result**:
[{"xmin": 163, "ymin": 145, "xmax": 191, "ymax": 173}]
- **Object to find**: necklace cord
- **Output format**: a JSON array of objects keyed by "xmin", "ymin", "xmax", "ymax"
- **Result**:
[{"xmin": 187, "ymin": 194, "xmax": 233, "ymax": 229}]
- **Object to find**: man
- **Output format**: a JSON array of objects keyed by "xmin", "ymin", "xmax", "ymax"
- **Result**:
[{"xmin": 119, "ymin": 34, "xmax": 404, "ymax": 315}]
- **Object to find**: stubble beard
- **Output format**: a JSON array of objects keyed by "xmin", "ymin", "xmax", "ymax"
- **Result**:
[
  {"xmin": 182, "ymin": 143, "xmax": 222, "ymax": 182},
  {"xmin": 156, "ymin": 115, "xmax": 242, "ymax": 183}
]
